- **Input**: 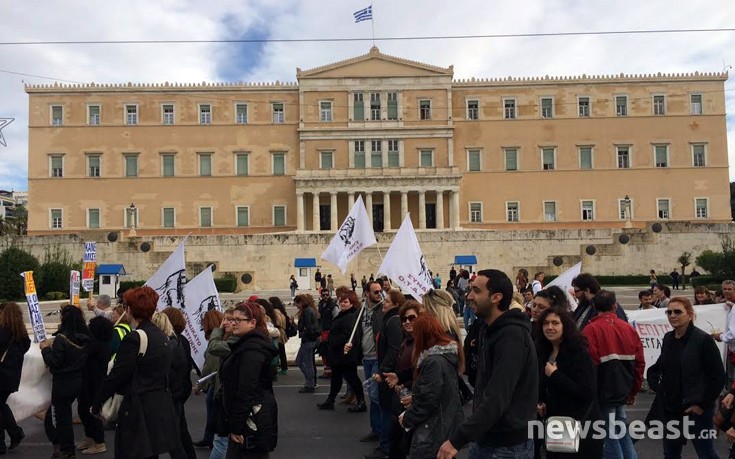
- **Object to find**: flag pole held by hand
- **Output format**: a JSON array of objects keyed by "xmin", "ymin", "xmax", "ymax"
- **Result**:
[{"xmin": 346, "ymin": 305, "xmax": 365, "ymax": 353}]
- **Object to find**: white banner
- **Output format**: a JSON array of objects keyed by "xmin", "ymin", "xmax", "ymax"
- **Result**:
[
  {"xmin": 182, "ymin": 266, "xmax": 221, "ymax": 371},
  {"xmin": 145, "ymin": 241, "xmax": 187, "ymax": 311},
  {"xmin": 7, "ymin": 344, "xmax": 51, "ymax": 422},
  {"xmin": 321, "ymin": 195, "xmax": 377, "ymax": 274},
  {"xmin": 378, "ymin": 215, "xmax": 433, "ymax": 301},
  {"xmin": 82, "ymin": 241, "xmax": 96, "ymax": 292},
  {"xmin": 69, "ymin": 270, "xmax": 81, "ymax": 307},
  {"xmin": 21, "ymin": 271, "xmax": 46, "ymax": 343},
  {"xmin": 627, "ymin": 303, "xmax": 728, "ymax": 374},
  {"xmin": 546, "ymin": 262, "xmax": 582, "ymax": 311}
]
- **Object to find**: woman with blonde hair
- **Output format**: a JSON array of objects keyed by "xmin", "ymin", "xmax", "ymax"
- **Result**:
[{"xmin": 421, "ymin": 289, "xmax": 462, "ymax": 341}]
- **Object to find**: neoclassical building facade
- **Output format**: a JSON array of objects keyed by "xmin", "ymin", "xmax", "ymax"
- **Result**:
[{"xmin": 25, "ymin": 47, "xmax": 731, "ymax": 237}]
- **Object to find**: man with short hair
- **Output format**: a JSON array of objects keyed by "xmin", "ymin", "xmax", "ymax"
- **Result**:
[
  {"xmin": 571, "ymin": 273, "xmax": 628, "ymax": 330},
  {"xmin": 522, "ymin": 288, "xmax": 534, "ymax": 314},
  {"xmin": 582, "ymin": 290, "xmax": 644, "ymax": 459},
  {"xmin": 438, "ymin": 269, "xmax": 538, "ymax": 459},
  {"xmin": 637, "ymin": 290, "xmax": 654, "ymax": 310},
  {"xmin": 86, "ymin": 294, "xmax": 113, "ymax": 321},
  {"xmin": 652, "ymin": 284, "xmax": 671, "ymax": 309}
]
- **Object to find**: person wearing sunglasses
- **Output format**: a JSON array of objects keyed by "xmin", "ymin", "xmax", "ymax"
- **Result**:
[{"xmin": 647, "ymin": 297, "xmax": 726, "ymax": 458}]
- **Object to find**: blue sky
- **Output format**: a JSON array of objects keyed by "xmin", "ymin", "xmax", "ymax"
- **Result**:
[{"xmin": 0, "ymin": 0, "xmax": 733, "ymax": 192}]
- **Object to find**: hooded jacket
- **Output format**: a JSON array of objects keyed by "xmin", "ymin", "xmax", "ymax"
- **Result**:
[
  {"xmin": 449, "ymin": 308, "xmax": 538, "ymax": 449},
  {"xmin": 327, "ymin": 307, "xmax": 359, "ymax": 367},
  {"xmin": 41, "ymin": 331, "xmax": 90, "ymax": 379}
]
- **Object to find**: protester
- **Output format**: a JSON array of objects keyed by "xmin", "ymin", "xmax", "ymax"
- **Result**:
[
  {"xmin": 582, "ymin": 290, "xmax": 644, "ymax": 459},
  {"xmin": 92, "ymin": 287, "xmax": 180, "ymax": 459},
  {"xmin": 109, "ymin": 304, "xmax": 131, "ymax": 357},
  {"xmin": 535, "ymin": 305, "xmax": 602, "ymax": 458},
  {"xmin": 193, "ymin": 309, "xmax": 225, "ymax": 450},
  {"xmin": 294, "ymin": 294, "xmax": 320, "ymax": 393},
  {"xmin": 217, "ymin": 302, "xmax": 278, "ymax": 459},
  {"xmin": 208, "ymin": 307, "xmax": 240, "ymax": 459},
  {"xmin": 516, "ymin": 269, "xmax": 529, "ymax": 292},
  {"xmin": 693, "ymin": 286, "xmax": 715, "ymax": 305},
  {"xmin": 531, "ymin": 286, "xmax": 573, "ymax": 339},
  {"xmin": 40, "ymin": 305, "xmax": 91, "ymax": 459},
  {"xmin": 531, "ymin": 272, "xmax": 545, "ymax": 294},
  {"xmin": 317, "ymin": 290, "xmax": 338, "ymax": 379},
  {"xmin": 268, "ymin": 297, "xmax": 291, "ymax": 376},
  {"xmin": 571, "ymin": 273, "xmax": 628, "ymax": 330},
  {"xmin": 0, "ymin": 302, "xmax": 31, "ymax": 454},
  {"xmin": 637, "ymin": 290, "xmax": 654, "ymax": 309},
  {"xmin": 422, "ymin": 289, "xmax": 462, "ymax": 341},
  {"xmin": 438, "ymin": 269, "xmax": 538, "ymax": 459},
  {"xmin": 652, "ymin": 284, "xmax": 671, "ymax": 309},
  {"xmin": 399, "ymin": 314, "xmax": 465, "ymax": 459},
  {"xmin": 456, "ymin": 270, "xmax": 470, "ymax": 326},
  {"xmin": 86, "ymin": 294, "xmax": 114, "ymax": 321},
  {"xmin": 647, "ymin": 297, "xmax": 726, "ymax": 457}
]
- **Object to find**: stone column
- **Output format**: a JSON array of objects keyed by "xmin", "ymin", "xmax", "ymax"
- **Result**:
[
  {"xmin": 383, "ymin": 192, "xmax": 391, "ymax": 231},
  {"xmin": 451, "ymin": 190, "xmax": 460, "ymax": 229},
  {"xmin": 435, "ymin": 190, "xmax": 444, "ymax": 230},
  {"xmin": 296, "ymin": 192, "xmax": 305, "ymax": 232},
  {"xmin": 348, "ymin": 191, "xmax": 355, "ymax": 208},
  {"xmin": 365, "ymin": 192, "xmax": 373, "ymax": 226},
  {"xmin": 330, "ymin": 192, "xmax": 338, "ymax": 230},
  {"xmin": 418, "ymin": 190, "xmax": 426, "ymax": 230},
  {"xmin": 312, "ymin": 192, "xmax": 320, "ymax": 232},
  {"xmin": 401, "ymin": 191, "xmax": 408, "ymax": 221}
]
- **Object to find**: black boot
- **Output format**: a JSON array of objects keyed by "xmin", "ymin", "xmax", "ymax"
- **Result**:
[
  {"xmin": 348, "ymin": 400, "xmax": 367, "ymax": 413},
  {"xmin": 317, "ymin": 398, "xmax": 335, "ymax": 410}
]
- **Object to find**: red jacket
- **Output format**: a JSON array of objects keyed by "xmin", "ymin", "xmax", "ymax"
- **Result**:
[{"xmin": 582, "ymin": 312, "xmax": 645, "ymax": 406}]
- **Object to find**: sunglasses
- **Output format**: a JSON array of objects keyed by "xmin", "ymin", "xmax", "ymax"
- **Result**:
[
  {"xmin": 401, "ymin": 315, "xmax": 418, "ymax": 323},
  {"xmin": 665, "ymin": 309, "xmax": 685, "ymax": 316}
]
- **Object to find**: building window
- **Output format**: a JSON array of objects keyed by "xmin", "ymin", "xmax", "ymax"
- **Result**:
[
  {"xmin": 617, "ymin": 146, "xmax": 630, "ymax": 169},
  {"xmin": 50, "ymin": 155, "xmax": 64, "ymax": 178},
  {"xmin": 692, "ymin": 144, "xmax": 706, "ymax": 167},
  {"xmin": 320, "ymin": 151, "xmax": 334, "ymax": 169},
  {"xmin": 51, "ymin": 105, "xmax": 63, "ymax": 126},
  {"xmin": 354, "ymin": 141, "xmax": 365, "ymax": 168},
  {"xmin": 540, "ymin": 97, "xmax": 553, "ymax": 118},
  {"xmin": 235, "ymin": 104, "xmax": 248, "ymax": 124},
  {"xmin": 124, "ymin": 154, "xmax": 138, "ymax": 177},
  {"xmin": 87, "ymin": 154, "xmax": 101, "ymax": 177},
  {"xmin": 162, "ymin": 104, "xmax": 175, "ymax": 125},
  {"xmin": 369, "ymin": 140, "xmax": 382, "ymax": 167},
  {"xmin": 88, "ymin": 105, "xmax": 101, "ymax": 125},
  {"xmin": 419, "ymin": 99, "xmax": 431, "ymax": 120},
  {"xmin": 272, "ymin": 102, "xmax": 284, "ymax": 123},
  {"xmin": 467, "ymin": 100, "xmax": 479, "ymax": 120},
  {"xmin": 542, "ymin": 148, "xmax": 555, "ymax": 170},
  {"xmin": 387, "ymin": 92, "xmax": 398, "ymax": 120},
  {"xmin": 690, "ymin": 94, "xmax": 703, "ymax": 115},
  {"xmin": 273, "ymin": 206, "xmax": 286, "ymax": 226},
  {"xmin": 387, "ymin": 139, "xmax": 399, "ymax": 167},
  {"xmin": 657, "ymin": 199, "xmax": 670, "ymax": 219},
  {"xmin": 199, "ymin": 207, "xmax": 212, "ymax": 227},
  {"xmin": 581, "ymin": 200, "xmax": 595, "ymax": 221},
  {"xmin": 654, "ymin": 145, "xmax": 669, "ymax": 168},
  {"xmin": 199, "ymin": 104, "xmax": 212, "ymax": 125},
  {"xmin": 320, "ymin": 101, "xmax": 332, "ymax": 122},
  {"xmin": 353, "ymin": 93, "xmax": 364, "ymax": 120},
  {"xmin": 615, "ymin": 95, "xmax": 628, "ymax": 116},
  {"xmin": 50, "ymin": 209, "xmax": 63, "ymax": 229},
  {"xmin": 579, "ymin": 146, "xmax": 593, "ymax": 169},
  {"xmin": 504, "ymin": 148, "xmax": 518, "ymax": 171},
  {"xmin": 272, "ymin": 152, "xmax": 286, "ymax": 175},
  {"xmin": 236, "ymin": 206, "xmax": 249, "ymax": 227},
  {"xmin": 467, "ymin": 149, "xmax": 481, "ymax": 172},
  {"xmin": 653, "ymin": 95, "xmax": 666, "ymax": 115},
  {"xmin": 578, "ymin": 97, "xmax": 590, "ymax": 117},
  {"xmin": 88, "ymin": 209, "xmax": 100, "ymax": 229},
  {"xmin": 419, "ymin": 149, "xmax": 434, "ymax": 167},
  {"xmin": 504, "ymin": 98, "xmax": 516, "ymax": 119},
  {"xmin": 469, "ymin": 202, "xmax": 482, "ymax": 223},
  {"xmin": 235, "ymin": 153, "xmax": 249, "ymax": 176},
  {"xmin": 370, "ymin": 93, "xmax": 381, "ymax": 121},
  {"xmin": 544, "ymin": 202, "xmax": 557, "ymax": 222},
  {"xmin": 199, "ymin": 153, "xmax": 212, "ymax": 176},
  {"xmin": 125, "ymin": 105, "xmax": 138, "ymax": 125},
  {"xmin": 695, "ymin": 198, "xmax": 708, "ymax": 219},
  {"xmin": 162, "ymin": 208, "xmax": 175, "ymax": 228},
  {"xmin": 162, "ymin": 154, "xmax": 175, "ymax": 177},
  {"xmin": 506, "ymin": 202, "xmax": 519, "ymax": 222}
]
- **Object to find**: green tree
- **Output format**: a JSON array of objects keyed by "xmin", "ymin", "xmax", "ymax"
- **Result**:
[
  {"xmin": 678, "ymin": 252, "xmax": 691, "ymax": 288},
  {"xmin": 37, "ymin": 261, "xmax": 73, "ymax": 297},
  {"xmin": 12, "ymin": 205, "xmax": 28, "ymax": 236},
  {"xmin": 0, "ymin": 247, "xmax": 40, "ymax": 300}
]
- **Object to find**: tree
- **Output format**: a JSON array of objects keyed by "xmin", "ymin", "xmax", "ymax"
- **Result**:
[
  {"xmin": 11, "ymin": 205, "xmax": 27, "ymax": 236},
  {"xmin": 695, "ymin": 235, "xmax": 735, "ymax": 281},
  {"xmin": 0, "ymin": 247, "xmax": 40, "ymax": 300},
  {"xmin": 677, "ymin": 252, "xmax": 691, "ymax": 289}
]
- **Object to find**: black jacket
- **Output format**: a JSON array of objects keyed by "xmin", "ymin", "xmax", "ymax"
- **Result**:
[
  {"xmin": 298, "ymin": 307, "xmax": 320, "ymax": 342},
  {"xmin": 0, "ymin": 327, "xmax": 31, "ymax": 393},
  {"xmin": 327, "ymin": 307, "xmax": 359, "ymax": 367},
  {"xmin": 219, "ymin": 330, "xmax": 278, "ymax": 436},
  {"xmin": 318, "ymin": 298, "xmax": 337, "ymax": 331},
  {"xmin": 377, "ymin": 307, "xmax": 403, "ymax": 407},
  {"xmin": 169, "ymin": 333, "xmax": 193, "ymax": 403},
  {"xmin": 41, "ymin": 331, "xmax": 90, "ymax": 380},
  {"xmin": 83, "ymin": 335, "xmax": 112, "ymax": 394},
  {"xmin": 572, "ymin": 300, "xmax": 628, "ymax": 331},
  {"xmin": 450, "ymin": 309, "xmax": 538, "ymax": 449}
]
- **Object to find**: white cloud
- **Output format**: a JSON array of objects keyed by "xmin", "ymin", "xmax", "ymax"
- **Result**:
[{"xmin": 0, "ymin": 0, "xmax": 733, "ymax": 191}]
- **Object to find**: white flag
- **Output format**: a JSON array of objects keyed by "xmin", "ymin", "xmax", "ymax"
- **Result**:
[
  {"xmin": 546, "ymin": 262, "xmax": 582, "ymax": 311},
  {"xmin": 378, "ymin": 215, "xmax": 433, "ymax": 301},
  {"xmin": 321, "ymin": 195, "xmax": 377, "ymax": 273},
  {"xmin": 182, "ymin": 266, "xmax": 221, "ymax": 371},
  {"xmin": 145, "ymin": 241, "xmax": 187, "ymax": 311}
]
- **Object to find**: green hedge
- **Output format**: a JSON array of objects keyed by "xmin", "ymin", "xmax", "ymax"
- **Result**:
[
  {"xmin": 44, "ymin": 291, "xmax": 69, "ymax": 301},
  {"xmin": 214, "ymin": 277, "xmax": 237, "ymax": 293},
  {"xmin": 118, "ymin": 280, "xmax": 146, "ymax": 298}
]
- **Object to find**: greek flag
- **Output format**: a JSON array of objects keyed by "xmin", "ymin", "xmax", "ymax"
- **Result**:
[{"xmin": 354, "ymin": 5, "xmax": 372, "ymax": 23}]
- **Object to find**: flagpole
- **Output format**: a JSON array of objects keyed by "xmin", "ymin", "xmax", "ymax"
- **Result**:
[{"xmin": 371, "ymin": 7, "xmax": 375, "ymax": 47}]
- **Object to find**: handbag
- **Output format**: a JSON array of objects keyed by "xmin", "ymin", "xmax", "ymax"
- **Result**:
[
  {"xmin": 545, "ymin": 403, "xmax": 594, "ymax": 453},
  {"xmin": 285, "ymin": 317, "xmax": 297, "ymax": 338},
  {"xmin": 101, "ymin": 329, "xmax": 148, "ymax": 422}
]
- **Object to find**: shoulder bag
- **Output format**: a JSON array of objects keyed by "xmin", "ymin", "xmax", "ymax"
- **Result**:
[{"xmin": 101, "ymin": 329, "xmax": 148, "ymax": 422}]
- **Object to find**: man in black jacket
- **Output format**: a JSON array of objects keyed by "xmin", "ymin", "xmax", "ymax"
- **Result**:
[
  {"xmin": 439, "ymin": 269, "xmax": 538, "ymax": 459},
  {"xmin": 317, "ymin": 290, "xmax": 337, "ymax": 378}
]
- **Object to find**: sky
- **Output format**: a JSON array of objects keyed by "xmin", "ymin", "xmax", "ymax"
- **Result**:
[{"xmin": 0, "ymin": 0, "xmax": 733, "ymax": 192}]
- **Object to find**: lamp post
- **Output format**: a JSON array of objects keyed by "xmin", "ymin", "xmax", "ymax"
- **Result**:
[
  {"xmin": 127, "ymin": 203, "xmax": 137, "ymax": 237},
  {"xmin": 624, "ymin": 195, "xmax": 632, "ymax": 228}
]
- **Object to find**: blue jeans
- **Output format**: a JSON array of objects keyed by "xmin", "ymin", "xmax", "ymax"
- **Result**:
[
  {"xmin": 601, "ymin": 404, "xmax": 638, "ymax": 459},
  {"xmin": 468, "ymin": 439, "xmax": 533, "ymax": 458},
  {"xmin": 363, "ymin": 358, "xmax": 381, "ymax": 436},
  {"xmin": 463, "ymin": 305, "xmax": 476, "ymax": 330},
  {"xmin": 209, "ymin": 435, "xmax": 228, "ymax": 459},
  {"xmin": 296, "ymin": 340, "xmax": 317, "ymax": 388},
  {"xmin": 662, "ymin": 408, "xmax": 719, "ymax": 459}
]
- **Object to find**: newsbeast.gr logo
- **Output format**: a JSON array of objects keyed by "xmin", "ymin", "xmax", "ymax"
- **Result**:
[{"xmin": 529, "ymin": 415, "xmax": 718, "ymax": 442}]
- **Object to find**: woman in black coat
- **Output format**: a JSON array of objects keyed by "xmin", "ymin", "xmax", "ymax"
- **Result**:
[
  {"xmin": 317, "ymin": 290, "xmax": 366, "ymax": 411},
  {"xmin": 218, "ymin": 302, "xmax": 279, "ymax": 459},
  {"xmin": 92, "ymin": 287, "xmax": 180, "ymax": 459},
  {"xmin": 0, "ymin": 302, "xmax": 31, "ymax": 453},
  {"xmin": 77, "ymin": 316, "xmax": 113, "ymax": 454},
  {"xmin": 535, "ymin": 305, "xmax": 602, "ymax": 459}
]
